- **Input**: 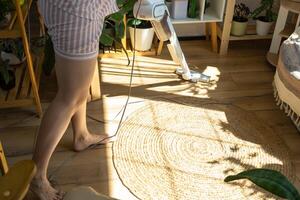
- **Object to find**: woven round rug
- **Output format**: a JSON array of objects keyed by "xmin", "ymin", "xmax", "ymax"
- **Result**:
[{"xmin": 113, "ymin": 98, "xmax": 294, "ymax": 200}]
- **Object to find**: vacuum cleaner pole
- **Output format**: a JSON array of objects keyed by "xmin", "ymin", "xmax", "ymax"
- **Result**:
[{"xmin": 133, "ymin": 0, "xmax": 210, "ymax": 82}]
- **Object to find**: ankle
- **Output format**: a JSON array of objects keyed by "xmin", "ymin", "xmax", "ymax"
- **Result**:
[{"xmin": 33, "ymin": 174, "xmax": 47, "ymax": 182}]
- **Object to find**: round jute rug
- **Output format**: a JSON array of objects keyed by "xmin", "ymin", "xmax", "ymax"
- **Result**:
[{"xmin": 113, "ymin": 98, "xmax": 294, "ymax": 200}]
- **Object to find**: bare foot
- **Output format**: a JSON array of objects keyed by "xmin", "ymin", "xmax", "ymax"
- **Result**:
[
  {"xmin": 73, "ymin": 133, "xmax": 112, "ymax": 152},
  {"xmin": 31, "ymin": 178, "xmax": 64, "ymax": 200}
]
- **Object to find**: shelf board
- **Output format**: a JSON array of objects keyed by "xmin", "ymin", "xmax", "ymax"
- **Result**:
[
  {"xmin": 228, "ymin": 24, "xmax": 273, "ymax": 41},
  {"xmin": 0, "ymin": 0, "xmax": 33, "ymax": 39},
  {"xmin": 266, "ymin": 52, "xmax": 279, "ymax": 67},
  {"xmin": 171, "ymin": 18, "xmax": 203, "ymax": 25},
  {"xmin": 230, "ymin": 34, "xmax": 273, "ymax": 41},
  {"xmin": 171, "ymin": 17, "xmax": 223, "ymax": 24}
]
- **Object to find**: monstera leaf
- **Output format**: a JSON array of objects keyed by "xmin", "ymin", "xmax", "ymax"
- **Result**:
[{"xmin": 225, "ymin": 169, "xmax": 300, "ymax": 200}]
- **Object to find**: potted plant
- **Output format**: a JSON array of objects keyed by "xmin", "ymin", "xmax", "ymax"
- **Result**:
[
  {"xmin": 0, "ymin": 39, "xmax": 25, "ymax": 65},
  {"xmin": 0, "ymin": 58, "xmax": 15, "ymax": 91},
  {"xmin": 251, "ymin": 0, "xmax": 277, "ymax": 36},
  {"xmin": 231, "ymin": 3, "xmax": 250, "ymax": 36},
  {"xmin": 128, "ymin": 18, "xmax": 155, "ymax": 51},
  {"xmin": 0, "ymin": 0, "xmax": 14, "ymax": 29}
]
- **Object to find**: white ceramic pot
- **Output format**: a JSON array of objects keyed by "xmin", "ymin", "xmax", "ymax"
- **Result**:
[
  {"xmin": 256, "ymin": 19, "xmax": 274, "ymax": 36},
  {"xmin": 129, "ymin": 27, "xmax": 155, "ymax": 51},
  {"xmin": 171, "ymin": 0, "xmax": 188, "ymax": 19},
  {"xmin": 231, "ymin": 20, "xmax": 248, "ymax": 36},
  {"xmin": 1, "ymin": 51, "xmax": 25, "ymax": 65}
]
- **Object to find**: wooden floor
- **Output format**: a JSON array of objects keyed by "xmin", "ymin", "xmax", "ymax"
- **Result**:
[{"xmin": 1, "ymin": 39, "xmax": 300, "ymax": 199}]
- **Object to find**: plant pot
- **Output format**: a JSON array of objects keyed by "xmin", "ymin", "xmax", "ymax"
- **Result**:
[
  {"xmin": 256, "ymin": 18, "xmax": 274, "ymax": 36},
  {"xmin": 171, "ymin": 0, "xmax": 188, "ymax": 19},
  {"xmin": 0, "ymin": 70, "xmax": 15, "ymax": 91},
  {"xmin": 1, "ymin": 51, "xmax": 25, "ymax": 65},
  {"xmin": 231, "ymin": 20, "xmax": 248, "ymax": 36},
  {"xmin": 0, "ymin": 13, "xmax": 12, "ymax": 29},
  {"xmin": 129, "ymin": 27, "xmax": 155, "ymax": 51}
]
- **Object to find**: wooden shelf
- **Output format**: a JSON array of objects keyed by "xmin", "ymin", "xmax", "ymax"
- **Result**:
[
  {"xmin": 266, "ymin": 52, "xmax": 279, "ymax": 67},
  {"xmin": 0, "ymin": 0, "xmax": 33, "ymax": 39},
  {"xmin": 218, "ymin": 0, "xmax": 277, "ymax": 55},
  {"xmin": 0, "ymin": 50, "xmax": 43, "ymax": 109},
  {"xmin": 230, "ymin": 34, "xmax": 273, "ymax": 41},
  {"xmin": 171, "ymin": 18, "xmax": 203, "ymax": 25},
  {"xmin": 0, "ymin": 0, "xmax": 43, "ymax": 117},
  {"xmin": 229, "ymin": 24, "xmax": 273, "ymax": 41}
]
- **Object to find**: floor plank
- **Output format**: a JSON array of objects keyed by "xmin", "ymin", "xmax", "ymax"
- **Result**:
[{"xmin": 1, "ymin": 40, "xmax": 299, "ymax": 199}]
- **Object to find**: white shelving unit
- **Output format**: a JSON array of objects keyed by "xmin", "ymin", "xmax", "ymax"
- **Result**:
[
  {"xmin": 170, "ymin": 0, "xmax": 226, "ymax": 24},
  {"xmin": 166, "ymin": 0, "xmax": 226, "ymax": 53}
]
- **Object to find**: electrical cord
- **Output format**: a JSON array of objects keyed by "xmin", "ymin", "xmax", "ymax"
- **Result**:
[{"xmin": 88, "ymin": 0, "xmax": 143, "ymax": 147}]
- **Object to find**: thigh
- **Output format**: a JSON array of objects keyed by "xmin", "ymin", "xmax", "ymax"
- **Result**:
[
  {"xmin": 38, "ymin": 0, "xmax": 104, "ymax": 59},
  {"xmin": 55, "ymin": 54, "xmax": 97, "ymax": 98}
]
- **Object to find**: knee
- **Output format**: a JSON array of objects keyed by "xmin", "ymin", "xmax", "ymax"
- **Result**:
[{"xmin": 56, "ymin": 90, "xmax": 88, "ymax": 108}]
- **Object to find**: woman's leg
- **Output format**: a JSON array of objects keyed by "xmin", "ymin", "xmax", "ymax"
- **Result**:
[
  {"xmin": 32, "ymin": 54, "xmax": 97, "ymax": 200},
  {"xmin": 71, "ymin": 101, "xmax": 110, "ymax": 152}
]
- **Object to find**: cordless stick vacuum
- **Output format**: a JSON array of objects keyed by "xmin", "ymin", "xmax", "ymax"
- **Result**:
[{"xmin": 133, "ymin": 0, "xmax": 210, "ymax": 82}]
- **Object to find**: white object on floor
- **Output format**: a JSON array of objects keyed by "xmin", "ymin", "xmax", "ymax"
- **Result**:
[{"xmin": 63, "ymin": 186, "xmax": 116, "ymax": 200}]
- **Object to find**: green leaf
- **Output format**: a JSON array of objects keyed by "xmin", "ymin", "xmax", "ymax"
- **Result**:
[
  {"xmin": 120, "ymin": 0, "xmax": 136, "ymax": 13},
  {"xmin": 109, "ymin": 12, "xmax": 125, "ymax": 22},
  {"xmin": 224, "ymin": 169, "xmax": 300, "ymax": 200},
  {"xmin": 100, "ymin": 33, "xmax": 114, "ymax": 46},
  {"xmin": 115, "ymin": 22, "xmax": 125, "ymax": 39},
  {"xmin": 127, "ymin": 18, "xmax": 142, "ymax": 27}
]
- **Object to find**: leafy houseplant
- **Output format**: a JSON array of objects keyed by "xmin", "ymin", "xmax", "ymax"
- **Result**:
[
  {"xmin": 251, "ymin": 0, "xmax": 277, "ymax": 36},
  {"xmin": 231, "ymin": 3, "xmax": 250, "ymax": 36},
  {"xmin": 0, "ymin": 0, "xmax": 14, "ymax": 28},
  {"xmin": 225, "ymin": 169, "xmax": 300, "ymax": 200},
  {"xmin": 99, "ymin": 0, "xmax": 136, "ymax": 48},
  {"xmin": 127, "ymin": 18, "xmax": 154, "ymax": 51},
  {"xmin": 0, "ymin": 39, "xmax": 25, "ymax": 65}
]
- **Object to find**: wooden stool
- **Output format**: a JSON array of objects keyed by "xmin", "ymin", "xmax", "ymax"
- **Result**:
[
  {"xmin": 267, "ymin": 0, "xmax": 300, "ymax": 66},
  {"xmin": 0, "ymin": 142, "xmax": 36, "ymax": 200}
]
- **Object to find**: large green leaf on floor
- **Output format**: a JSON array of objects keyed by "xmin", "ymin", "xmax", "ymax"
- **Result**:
[{"xmin": 224, "ymin": 169, "xmax": 300, "ymax": 200}]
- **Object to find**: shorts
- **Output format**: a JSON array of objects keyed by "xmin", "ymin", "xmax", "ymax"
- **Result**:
[{"xmin": 38, "ymin": 0, "xmax": 119, "ymax": 60}]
